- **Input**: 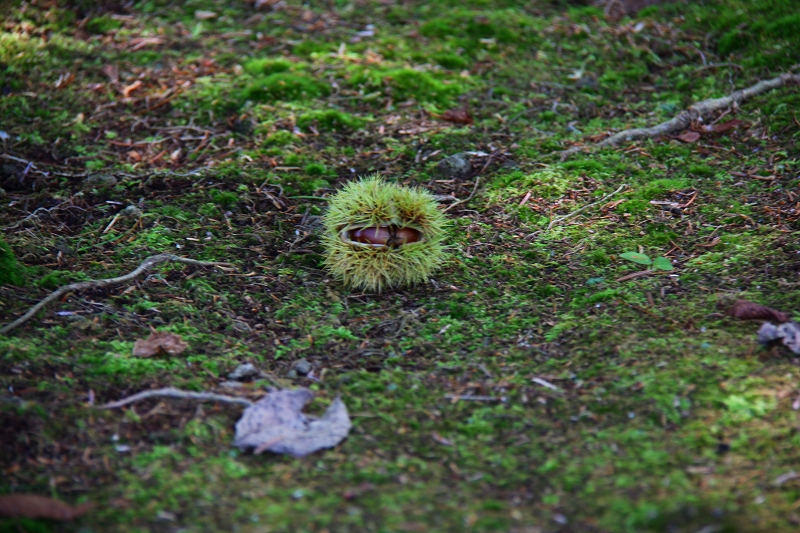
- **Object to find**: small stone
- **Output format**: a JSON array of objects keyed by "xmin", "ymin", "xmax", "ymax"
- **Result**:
[
  {"xmin": 228, "ymin": 363, "xmax": 259, "ymax": 381},
  {"xmin": 436, "ymin": 153, "xmax": 471, "ymax": 180},
  {"xmin": 118, "ymin": 205, "xmax": 143, "ymax": 218},
  {"xmin": 575, "ymin": 74, "xmax": 597, "ymax": 89},
  {"xmin": 293, "ymin": 359, "xmax": 312, "ymax": 376},
  {"xmin": 83, "ymin": 174, "xmax": 118, "ymax": 188},
  {"xmin": 231, "ymin": 118, "xmax": 254, "ymax": 136},
  {"xmin": 286, "ymin": 369, "xmax": 298, "ymax": 379}
]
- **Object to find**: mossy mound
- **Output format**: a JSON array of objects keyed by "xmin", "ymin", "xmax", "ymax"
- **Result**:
[
  {"xmin": 243, "ymin": 73, "xmax": 329, "ymax": 102},
  {"xmin": 242, "ymin": 58, "xmax": 293, "ymax": 77},
  {"xmin": 296, "ymin": 110, "xmax": 365, "ymax": 132},
  {"xmin": 377, "ymin": 68, "xmax": 463, "ymax": 105}
]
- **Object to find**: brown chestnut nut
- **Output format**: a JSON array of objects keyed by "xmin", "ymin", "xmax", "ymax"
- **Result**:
[
  {"xmin": 350, "ymin": 226, "xmax": 392, "ymax": 246},
  {"xmin": 348, "ymin": 226, "xmax": 422, "ymax": 247},
  {"xmin": 392, "ymin": 227, "xmax": 422, "ymax": 245}
]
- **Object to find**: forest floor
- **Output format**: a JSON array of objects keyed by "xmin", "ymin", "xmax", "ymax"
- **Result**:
[{"xmin": 1, "ymin": 0, "xmax": 800, "ymax": 532}]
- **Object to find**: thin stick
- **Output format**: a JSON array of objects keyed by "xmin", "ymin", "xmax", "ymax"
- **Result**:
[
  {"xmin": 443, "ymin": 153, "xmax": 497, "ymax": 213},
  {"xmin": 559, "ymin": 72, "xmax": 800, "ymax": 159},
  {"xmin": 445, "ymin": 394, "xmax": 503, "ymax": 402},
  {"xmin": 1, "ymin": 254, "xmax": 232, "ymax": 335},
  {"xmin": 527, "ymin": 184, "xmax": 627, "ymax": 238},
  {"xmin": 616, "ymin": 270, "xmax": 654, "ymax": 282},
  {"xmin": 98, "ymin": 387, "xmax": 253, "ymax": 409}
]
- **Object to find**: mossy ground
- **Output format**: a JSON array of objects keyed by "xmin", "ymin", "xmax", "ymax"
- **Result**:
[{"xmin": 1, "ymin": 0, "xmax": 799, "ymax": 532}]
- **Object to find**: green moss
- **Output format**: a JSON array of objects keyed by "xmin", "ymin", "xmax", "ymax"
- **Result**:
[
  {"xmin": 264, "ymin": 130, "xmax": 297, "ymax": 146},
  {"xmin": 432, "ymin": 52, "xmax": 470, "ymax": 70},
  {"xmin": 3, "ymin": 0, "xmax": 800, "ymax": 531},
  {"xmin": 209, "ymin": 188, "xmax": 238, "ymax": 207},
  {"xmin": 296, "ymin": 109, "xmax": 365, "ymax": 132},
  {"xmin": 0, "ymin": 239, "xmax": 25, "ymax": 286},
  {"xmin": 376, "ymin": 68, "xmax": 463, "ymax": 105},
  {"xmin": 85, "ymin": 16, "xmax": 122, "ymax": 34},
  {"xmin": 36, "ymin": 270, "xmax": 90, "ymax": 290},
  {"xmin": 418, "ymin": 10, "xmax": 531, "ymax": 47},
  {"xmin": 242, "ymin": 58, "xmax": 293, "ymax": 76},
  {"xmin": 303, "ymin": 162, "xmax": 326, "ymax": 176},
  {"xmin": 615, "ymin": 199, "xmax": 650, "ymax": 215},
  {"xmin": 243, "ymin": 73, "xmax": 329, "ymax": 103},
  {"xmin": 292, "ymin": 40, "xmax": 333, "ymax": 57},
  {"xmin": 639, "ymin": 179, "xmax": 691, "ymax": 200}
]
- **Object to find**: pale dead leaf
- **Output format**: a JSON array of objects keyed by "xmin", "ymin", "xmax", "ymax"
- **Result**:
[
  {"xmin": 758, "ymin": 322, "xmax": 800, "ymax": 354},
  {"xmin": 234, "ymin": 389, "xmax": 351, "ymax": 457},
  {"xmin": 132, "ymin": 331, "xmax": 188, "ymax": 357},
  {"xmin": 0, "ymin": 494, "xmax": 93, "ymax": 521},
  {"xmin": 195, "ymin": 10, "xmax": 218, "ymax": 19},
  {"xmin": 128, "ymin": 37, "xmax": 165, "ymax": 51},
  {"xmin": 100, "ymin": 64, "xmax": 119, "ymax": 84}
]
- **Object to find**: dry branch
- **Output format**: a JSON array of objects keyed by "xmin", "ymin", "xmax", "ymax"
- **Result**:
[
  {"xmin": 559, "ymin": 72, "xmax": 800, "ymax": 159},
  {"xmin": 98, "ymin": 387, "xmax": 254, "ymax": 409},
  {"xmin": 0, "ymin": 254, "xmax": 231, "ymax": 335}
]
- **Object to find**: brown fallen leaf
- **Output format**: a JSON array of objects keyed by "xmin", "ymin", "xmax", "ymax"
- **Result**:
[
  {"xmin": 436, "ymin": 105, "xmax": 474, "ymax": 126},
  {"xmin": 675, "ymin": 131, "xmax": 700, "ymax": 143},
  {"xmin": 709, "ymin": 119, "xmax": 746, "ymax": 133},
  {"xmin": 132, "ymin": 331, "xmax": 188, "ymax": 357},
  {"xmin": 234, "ymin": 388, "xmax": 351, "ymax": 457},
  {"xmin": 122, "ymin": 80, "xmax": 143, "ymax": 98},
  {"xmin": 0, "ymin": 494, "xmax": 93, "ymax": 521},
  {"xmin": 54, "ymin": 72, "xmax": 75, "ymax": 90},
  {"xmin": 728, "ymin": 300, "xmax": 789, "ymax": 323}
]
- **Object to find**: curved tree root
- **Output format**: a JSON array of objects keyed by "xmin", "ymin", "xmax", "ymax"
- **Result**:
[
  {"xmin": 0, "ymin": 254, "xmax": 232, "ymax": 335},
  {"xmin": 559, "ymin": 72, "xmax": 800, "ymax": 160}
]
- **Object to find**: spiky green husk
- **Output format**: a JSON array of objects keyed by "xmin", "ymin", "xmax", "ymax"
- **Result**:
[{"xmin": 322, "ymin": 175, "xmax": 448, "ymax": 292}]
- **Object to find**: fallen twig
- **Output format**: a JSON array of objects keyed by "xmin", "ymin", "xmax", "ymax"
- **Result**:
[
  {"xmin": 98, "ymin": 387, "xmax": 254, "ymax": 409},
  {"xmin": 445, "ymin": 394, "xmax": 503, "ymax": 402},
  {"xmin": 0, "ymin": 254, "xmax": 232, "ymax": 335},
  {"xmin": 527, "ymin": 184, "xmax": 627, "ymax": 238},
  {"xmin": 615, "ymin": 270, "xmax": 655, "ymax": 282},
  {"xmin": 443, "ymin": 153, "xmax": 499, "ymax": 213},
  {"xmin": 559, "ymin": 72, "xmax": 800, "ymax": 159},
  {"xmin": 532, "ymin": 377, "xmax": 561, "ymax": 391}
]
